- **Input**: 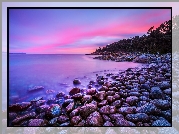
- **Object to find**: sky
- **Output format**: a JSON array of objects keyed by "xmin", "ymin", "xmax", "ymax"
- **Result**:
[{"xmin": 9, "ymin": 8, "xmax": 171, "ymax": 54}]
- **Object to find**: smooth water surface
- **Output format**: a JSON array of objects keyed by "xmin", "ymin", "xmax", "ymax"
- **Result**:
[{"xmin": 9, "ymin": 54, "xmax": 142, "ymax": 104}]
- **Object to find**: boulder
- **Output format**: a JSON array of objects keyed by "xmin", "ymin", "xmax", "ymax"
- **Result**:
[
  {"xmin": 150, "ymin": 87, "xmax": 163, "ymax": 99},
  {"xmin": 79, "ymin": 104, "xmax": 97, "ymax": 118},
  {"xmin": 152, "ymin": 117, "xmax": 171, "ymax": 126},
  {"xmin": 69, "ymin": 88, "xmax": 80, "ymax": 96},
  {"xmin": 126, "ymin": 96, "xmax": 139, "ymax": 105},
  {"xmin": 86, "ymin": 111, "xmax": 103, "ymax": 126},
  {"xmin": 125, "ymin": 113, "xmax": 149, "ymax": 122}
]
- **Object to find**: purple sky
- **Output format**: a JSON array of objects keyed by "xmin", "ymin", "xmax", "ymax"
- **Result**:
[{"xmin": 9, "ymin": 9, "xmax": 171, "ymax": 54}]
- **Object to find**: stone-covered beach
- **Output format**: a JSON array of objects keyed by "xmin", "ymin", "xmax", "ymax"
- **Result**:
[{"xmin": 8, "ymin": 52, "xmax": 171, "ymax": 127}]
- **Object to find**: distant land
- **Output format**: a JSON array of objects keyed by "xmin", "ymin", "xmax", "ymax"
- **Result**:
[{"xmin": 9, "ymin": 53, "xmax": 26, "ymax": 54}]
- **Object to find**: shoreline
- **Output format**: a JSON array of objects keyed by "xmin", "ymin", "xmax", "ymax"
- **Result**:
[{"xmin": 8, "ymin": 52, "xmax": 171, "ymax": 127}]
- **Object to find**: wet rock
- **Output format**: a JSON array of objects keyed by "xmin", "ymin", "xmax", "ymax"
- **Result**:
[
  {"xmin": 66, "ymin": 102, "xmax": 74, "ymax": 113},
  {"xmin": 80, "ymin": 103, "xmax": 97, "ymax": 118},
  {"xmin": 109, "ymin": 113, "xmax": 124, "ymax": 121},
  {"xmin": 109, "ymin": 87, "xmax": 118, "ymax": 92},
  {"xmin": 64, "ymin": 95, "xmax": 71, "ymax": 99},
  {"xmin": 113, "ymin": 94, "xmax": 120, "ymax": 100},
  {"xmin": 36, "ymin": 105, "xmax": 49, "ymax": 113},
  {"xmin": 136, "ymin": 103, "xmax": 160, "ymax": 115},
  {"xmin": 99, "ymin": 105, "xmax": 110, "ymax": 114},
  {"xmin": 115, "ymin": 118, "xmax": 136, "ymax": 126},
  {"xmin": 58, "ymin": 115, "xmax": 69, "ymax": 124},
  {"xmin": 112, "ymin": 100, "xmax": 121, "ymax": 108},
  {"xmin": 106, "ymin": 96, "xmax": 114, "ymax": 103},
  {"xmin": 86, "ymin": 111, "xmax": 103, "ymax": 126},
  {"xmin": 71, "ymin": 116, "xmax": 82, "ymax": 125},
  {"xmin": 150, "ymin": 87, "xmax": 163, "ymax": 99},
  {"xmin": 163, "ymin": 88, "xmax": 171, "ymax": 95},
  {"xmin": 28, "ymin": 86, "xmax": 44, "ymax": 92},
  {"xmin": 159, "ymin": 81, "xmax": 171, "ymax": 89},
  {"xmin": 110, "ymin": 106, "xmax": 117, "ymax": 114},
  {"xmin": 98, "ymin": 100, "xmax": 108, "ymax": 107},
  {"xmin": 128, "ymin": 92, "xmax": 140, "ymax": 97},
  {"xmin": 32, "ymin": 99, "xmax": 46, "ymax": 107},
  {"xmin": 93, "ymin": 91, "xmax": 106, "ymax": 101},
  {"xmin": 137, "ymin": 101, "xmax": 147, "ymax": 107},
  {"xmin": 143, "ymin": 123, "xmax": 150, "ymax": 126},
  {"xmin": 56, "ymin": 92, "xmax": 65, "ymax": 98},
  {"xmin": 121, "ymin": 102, "xmax": 131, "ymax": 107},
  {"xmin": 161, "ymin": 110, "xmax": 171, "ymax": 122},
  {"xmin": 73, "ymin": 79, "xmax": 81, "ymax": 85},
  {"xmin": 86, "ymin": 88, "xmax": 96, "ymax": 95},
  {"xmin": 36, "ymin": 112, "xmax": 46, "ymax": 119},
  {"xmin": 46, "ymin": 104, "xmax": 61, "ymax": 119},
  {"xmin": 136, "ymin": 122, "xmax": 143, "ymax": 126},
  {"xmin": 69, "ymin": 87, "xmax": 80, "ymax": 96},
  {"xmin": 140, "ymin": 84, "xmax": 150, "ymax": 90},
  {"xmin": 103, "ymin": 121, "xmax": 114, "ymax": 126},
  {"xmin": 117, "ymin": 107, "xmax": 135, "ymax": 115},
  {"xmin": 31, "ymin": 97, "xmax": 43, "ymax": 103},
  {"xmin": 9, "ymin": 102, "xmax": 31, "ymax": 112},
  {"xmin": 28, "ymin": 119, "xmax": 47, "ymax": 126},
  {"xmin": 126, "ymin": 113, "xmax": 149, "ymax": 122},
  {"xmin": 97, "ymin": 80, "xmax": 104, "ymax": 85},
  {"xmin": 48, "ymin": 117, "xmax": 58, "ymax": 125},
  {"xmin": 126, "ymin": 96, "xmax": 138, "ymax": 105},
  {"xmin": 71, "ymin": 93, "xmax": 83, "ymax": 100},
  {"xmin": 62, "ymin": 99, "xmax": 74, "ymax": 107},
  {"xmin": 46, "ymin": 98, "xmax": 56, "ymax": 105},
  {"xmin": 59, "ymin": 122, "xmax": 70, "ymax": 126},
  {"xmin": 90, "ymin": 100, "xmax": 98, "ymax": 106},
  {"xmin": 81, "ymin": 95, "xmax": 92, "ymax": 103},
  {"xmin": 152, "ymin": 99, "xmax": 171, "ymax": 110},
  {"xmin": 106, "ymin": 91, "xmax": 115, "ymax": 96},
  {"xmin": 102, "ymin": 114, "xmax": 111, "ymax": 122},
  {"xmin": 139, "ymin": 96, "xmax": 149, "ymax": 101},
  {"xmin": 9, "ymin": 112, "xmax": 17, "ymax": 120},
  {"xmin": 98, "ymin": 86, "xmax": 109, "ymax": 92},
  {"xmin": 70, "ymin": 108, "xmax": 80, "ymax": 118},
  {"xmin": 142, "ymin": 92, "xmax": 149, "ymax": 97},
  {"xmin": 11, "ymin": 112, "xmax": 36, "ymax": 125},
  {"xmin": 89, "ymin": 80, "xmax": 96, "ymax": 85},
  {"xmin": 77, "ymin": 120, "xmax": 85, "ymax": 126},
  {"xmin": 152, "ymin": 117, "xmax": 171, "ymax": 126}
]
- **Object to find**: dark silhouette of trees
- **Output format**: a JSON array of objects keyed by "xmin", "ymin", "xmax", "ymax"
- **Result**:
[{"xmin": 92, "ymin": 18, "xmax": 173, "ymax": 54}]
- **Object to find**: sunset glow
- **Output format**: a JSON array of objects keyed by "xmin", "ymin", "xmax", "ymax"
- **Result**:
[{"xmin": 9, "ymin": 9, "xmax": 171, "ymax": 54}]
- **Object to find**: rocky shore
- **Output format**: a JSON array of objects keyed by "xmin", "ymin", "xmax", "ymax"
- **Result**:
[{"xmin": 8, "ymin": 53, "xmax": 171, "ymax": 127}]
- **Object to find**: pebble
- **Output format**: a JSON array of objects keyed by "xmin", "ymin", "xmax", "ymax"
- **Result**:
[
  {"xmin": 126, "ymin": 96, "xmax": 139, "ymax": 105},
  {"xmin": 28, "ymin": 119, "xmax": 47, "ymax": 126},
  {"xmin": 71, "ymin": 116, "xmax": 82, "ymax": 125},
  {"xmin": 81, "ymin": 95, "xmax": 92, "ymax": 103},
  {"xmin": 73, "ymin": 79, "xmax": 81, "ymax": 85},
  {"xmin": 103, "ymin": 121, "xmax": 114, "ymax": 126},
  {"xmin": 57, "ymin": 115, "xmax": 69, "ymax": 124},
  {"xmin": 150, "ymin": 87, "xmax": 163, "ymax": 99}
]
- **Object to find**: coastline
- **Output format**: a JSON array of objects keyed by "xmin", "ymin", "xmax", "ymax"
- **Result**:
[{"xmin": 8, "ymin": 52, "xmax": 171, "ymax": 127}]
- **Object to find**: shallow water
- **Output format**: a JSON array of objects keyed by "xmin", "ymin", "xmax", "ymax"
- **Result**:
[{"xmin": 8, "ymin": 54, "xmax": 142, "ymax": 105}]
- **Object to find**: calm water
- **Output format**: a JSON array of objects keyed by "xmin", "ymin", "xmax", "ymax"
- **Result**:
[{"xmin": 9, "ymin": 54, "xmax": 142, "ymax": 105}]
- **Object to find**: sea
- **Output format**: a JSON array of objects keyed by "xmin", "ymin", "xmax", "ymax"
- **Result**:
[{"xmin": 4, "ymin": 53, "xmax": 143, "ymax": 109}]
